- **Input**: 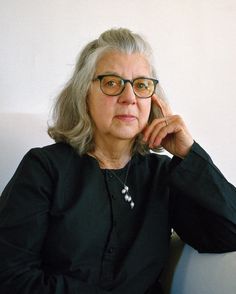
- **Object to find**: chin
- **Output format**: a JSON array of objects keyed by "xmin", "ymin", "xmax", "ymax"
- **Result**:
[
  {"xmin": 114, "ymin": 130, "xmax": 139, "ymax": 141},
  {"xmin": 110, "ymin": 125, "xmax": 142, "ymax": 141}
]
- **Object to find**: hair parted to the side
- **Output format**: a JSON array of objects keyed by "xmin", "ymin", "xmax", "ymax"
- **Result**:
[{"xmin": 48, "ymin": 28, "xmax": 167, "ymax": 155}]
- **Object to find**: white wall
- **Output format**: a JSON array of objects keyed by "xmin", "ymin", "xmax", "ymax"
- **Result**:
[{"xmin": 1, "ymin": 0, "xmax": 236, "ymax": 183}]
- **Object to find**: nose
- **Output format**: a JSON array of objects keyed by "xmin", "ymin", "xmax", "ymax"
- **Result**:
[{"xmin": 118, "ymin": 82, "xmax": 136, "ymax": 104}]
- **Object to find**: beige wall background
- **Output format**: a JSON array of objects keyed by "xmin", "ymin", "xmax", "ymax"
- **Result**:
[{"xmin": 0, "ymin": 0, "xmax": 236, "ymax": 183}]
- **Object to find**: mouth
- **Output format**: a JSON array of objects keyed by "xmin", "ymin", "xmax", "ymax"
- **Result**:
[{"xmin": 115, "ymin": 114, "xmax": 137, "ymax": 122}]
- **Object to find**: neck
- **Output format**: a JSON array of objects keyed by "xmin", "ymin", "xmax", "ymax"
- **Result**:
[{"xmin": 90, "ymin": 138, "xmax": 133, "ymax": 169}]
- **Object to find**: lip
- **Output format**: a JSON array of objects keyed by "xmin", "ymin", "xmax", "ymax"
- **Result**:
[{"xmin": 115, "ymin": 114, "xmax": 137, "ymax": 122}]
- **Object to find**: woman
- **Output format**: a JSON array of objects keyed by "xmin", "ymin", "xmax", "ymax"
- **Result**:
[{"xmin": 0, "ymin": 28, "xmax": 236, "ymax": 294}]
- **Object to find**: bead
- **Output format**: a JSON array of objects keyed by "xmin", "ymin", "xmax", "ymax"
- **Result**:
[
  {"xmin": 122, "ymin": 185, "xmax": 129, "ymax": 194},
  {"xmin": 102, "ymin": 160, "xmax": 134, "ymax": 209},
  {"xmin": 124, "ymin": 194, "xmax": 129, "ymax": 201}
]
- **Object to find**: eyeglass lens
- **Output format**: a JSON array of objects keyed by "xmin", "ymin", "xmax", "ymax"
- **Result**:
[{"xmin": 99, "ymin": 75, "xmax": 157, "ymax": 98}]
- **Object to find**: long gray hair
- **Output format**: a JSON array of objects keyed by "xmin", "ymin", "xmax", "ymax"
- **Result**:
[{"xmin": 48, "ymin": 28, "xmax": 166, "ymax": 154}]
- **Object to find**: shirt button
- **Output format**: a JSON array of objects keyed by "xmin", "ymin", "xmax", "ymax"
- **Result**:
[{"xmin": 108, "ymin": 247, "xmax": 115, "ymax": 253}]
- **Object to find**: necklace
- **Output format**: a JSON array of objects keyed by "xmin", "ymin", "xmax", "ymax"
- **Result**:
[
  {"xmin": 91, "ymin": 153, "xmax": 135, "ymax": 209},
  {"xmin": 108, "ymin": 160, "xmax": 135, "ymax": 209}
]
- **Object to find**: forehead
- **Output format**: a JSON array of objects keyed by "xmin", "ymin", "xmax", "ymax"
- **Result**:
[{"xmin": 95, "ymin": 51, "xmax": 152, "ymax": 77}]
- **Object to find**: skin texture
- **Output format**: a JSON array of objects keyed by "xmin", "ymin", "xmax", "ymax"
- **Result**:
[
  {"xmin": 87, "ymin": 51, "xmax": 194, "ymax": 168},
  {"xmin": 143, "ymin": 94, "xmax": 194, "ymax": 159}
]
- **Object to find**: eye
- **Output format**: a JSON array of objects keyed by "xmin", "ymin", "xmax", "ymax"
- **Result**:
[
  {"xmin": 136, "ymin": 82, "xmax": 148, "ymax": 89},
  {"xmin": 106, "ymin": 80, "xmax": 117, "ymax": 87},
  {"xmin": 102, "ymin": 76, "xmax": 121, "ymax": 89},
  {"xmin": 134, "ymin": 79, "xmax": 149, "ymax": 91}
]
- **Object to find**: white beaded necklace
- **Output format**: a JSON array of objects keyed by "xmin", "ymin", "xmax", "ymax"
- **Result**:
[
  {"xmin": 108, "ymin": 160, "xmax": 134, "ymax": 209},
  {"xmin": 92, "ymin": 154, "xmax": 134, "ymax": 209}
]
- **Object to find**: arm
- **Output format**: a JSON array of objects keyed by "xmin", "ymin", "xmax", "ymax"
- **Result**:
[
  {"xmin": 169, "ymin": 142, "xmax": 236, "ymax": 253},
  {"xmin": 0, "ymin": 149, "xmax": 106, "ymax": 294},
  {"xmin": 143, "ymin": 95, "xmax": 236, "ymax": 253}
]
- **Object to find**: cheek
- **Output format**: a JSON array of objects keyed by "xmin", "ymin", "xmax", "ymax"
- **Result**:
[
  {"xmin": 88, "ymin": 96, "xmax": 114, "ymax": 127},
  {"xmin": 87, "ymin": 97, "xmax": 100, "ymax": 126}
]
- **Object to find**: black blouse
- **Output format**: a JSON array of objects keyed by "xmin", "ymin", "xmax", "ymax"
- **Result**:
[{"xmin": 0, "ymin": 141, "xmax": 236, "ymax": 294}]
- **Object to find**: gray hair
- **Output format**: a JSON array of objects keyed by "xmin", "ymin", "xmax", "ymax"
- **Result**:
[{"xmin": 48, "ymin": 28, "xmax": 165, "ymax": 154}]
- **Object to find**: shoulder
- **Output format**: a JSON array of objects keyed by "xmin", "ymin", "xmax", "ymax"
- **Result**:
[
  {"xmin": 21, "ymin": 142, "xmax": 80, "ymax": 177},
  {"xmin": 1, "ymin": 143, "xmax": 77, "ymax": 199},
  {"xmin": 32, "ymin": 142, "xmax": 75, "ymax": 160},
  {"xmin": 26, "ymin": 141, "xmax": 74, "ymax": 161},
  {"xmin": 134, "ymin": 151, "xmax": 171, "ymax": 173}
]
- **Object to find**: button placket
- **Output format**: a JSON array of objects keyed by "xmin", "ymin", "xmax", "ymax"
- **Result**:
[
  {"xmin": 105, "ymin": 171, "xmax": 119, "ymax": 202},
  {"xmin": 100, "ymin": 226, "xmax": 119, "ymax": 289}
]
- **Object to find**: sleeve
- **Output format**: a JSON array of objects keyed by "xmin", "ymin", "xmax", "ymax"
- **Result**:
[
  {"xmin": 169, "ymin": 142, "xmax": 236, "ymax": 253},
  {"xmin": 0, "ymin": 149, "xmax": 107, "ymax": 294}
]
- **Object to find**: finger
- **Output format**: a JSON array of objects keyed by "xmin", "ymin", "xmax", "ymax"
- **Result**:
[
  {"xmin": 147, "ymin": 115, "xmax": 178, "ymax": 147},
  {"xmin": 148, "ymin": 120, "xmax": 170, "ymax": 147},
  {"xmin": 152, "ymin": 94, "xmax": 173, "ymax": 117},
  {"xmin": 143, "ymin": 118, "xmax": 167, "ymax": 144},
  {"xmin": 152, "ymin": 124, "xmax": 173, "ymax": 147},
  {"xmin": 152, "ymin": 115, "xmax": 187, "ymax": 147}
]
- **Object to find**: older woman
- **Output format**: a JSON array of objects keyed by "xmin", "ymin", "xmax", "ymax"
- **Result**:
[{"xmin": 0, "ymin": 28, "xmax": 236, "ymax": 294}]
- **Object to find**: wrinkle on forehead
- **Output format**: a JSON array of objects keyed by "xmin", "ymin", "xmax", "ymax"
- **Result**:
[{"xmin": 95, "ymin": 51, "xmax": 152, "ymax": 80}]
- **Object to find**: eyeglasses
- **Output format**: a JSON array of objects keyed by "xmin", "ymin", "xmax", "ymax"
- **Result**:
[{"xmin": 94, "ymin": 74, "xmax": 159, "ymax": 99}]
